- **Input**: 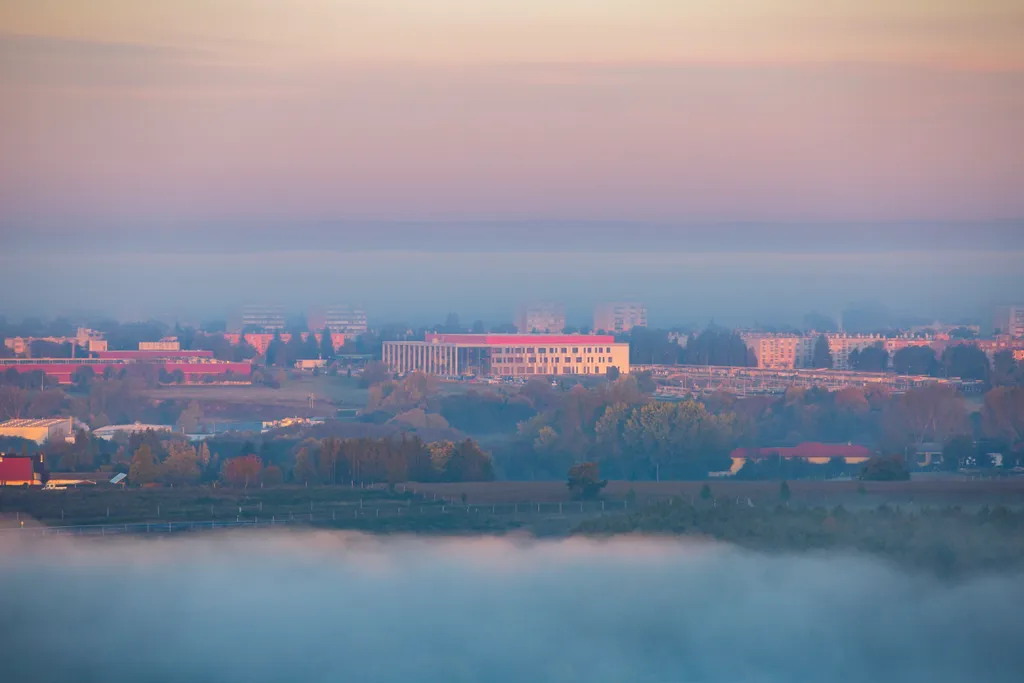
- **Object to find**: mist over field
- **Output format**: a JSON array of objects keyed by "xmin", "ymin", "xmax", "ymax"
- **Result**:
[{"xmin": 2, "ymin": 533, "xmax": 1023, "ymax": 683}]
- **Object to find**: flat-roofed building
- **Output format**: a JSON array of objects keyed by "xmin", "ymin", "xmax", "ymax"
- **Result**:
[
  {"xmin": 0, "ymin": 455, "xmax": 42, "ymax": 486},
  {"xmin": 995, "ymin": 305, "xmax": 1024, "ymax": 338},
  {"xmin": 139, "ymin": 339, "xmax": 180, "ymax": 351},
  {"xmin": 594, "ymin": 302, "xmax": 647, "ymax": 334},
  {"xmin": 241, "ymin": 305, "xmax": 286, "ymax": 331},
  {"xmin": 0, "ymin": 417, "xmax": 75, "ymax": 444},
  {"xmin": 312, "ymin": 306, "xmax": 368, "ymax": 335},
  {"xmin": 382, "ymin": 334, "xmax": 629, "ymax": 378},
  {"xmin": 516, "ymin": 303, "xmax": 565, "ymax": 334},
  {"xmin": 93, "ymin": 423, "xmax": 175, "ymax": 441}
]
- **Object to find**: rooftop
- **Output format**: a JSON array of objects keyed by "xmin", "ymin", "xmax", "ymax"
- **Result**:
[
  {"xmin": 0, "ymin": 418, "xmax": 72, "ymax": 429},
  {"xmin": 424, "ymin": 333, "xmax": 618, "ymax": 345}
]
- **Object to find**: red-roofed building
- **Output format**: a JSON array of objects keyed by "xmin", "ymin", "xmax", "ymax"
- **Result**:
[
  {"xmin": 0, "ymin": 456, "xmax": 42, "ymax": 486},
  {"xmin": 384, "ymin": 334, "xmax": 629, "ymax": 378},
  {"xmin": 727, "ymin": 442, "xmax": 873, "ymax": 475}
]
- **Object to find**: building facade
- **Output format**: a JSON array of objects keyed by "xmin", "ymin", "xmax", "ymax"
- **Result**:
[
  {"xmin": 516, "ymin": 303, "xmax": 566, "ymax": 334},
  {"xmin": 0, "ymin": 418, "xmax": 75, "ymax": 444},
  {"xmin": 594, "ymin": 302, "xmax": 647, "ymax": 334},
  {"xmin": 743, "ymin": 335, "xmax": 814, "ymax": 370},
  {"xmin": 314, "ymin": 306, "xmax": 368, "ymax": 335},
  {"xmin": 139, "ymin": 340, "xmax": 181, "ymax": 351},
  {"xmin": 383, "ymin": 334, "xmax": 630, "ymax": 378},
  {"xmin": 995, "ymin": 305, "xmax": 1024, "ymax": 338},
  {"xmin": 241, "ymin": 305, "xmax": 286, "ymax": 331}
]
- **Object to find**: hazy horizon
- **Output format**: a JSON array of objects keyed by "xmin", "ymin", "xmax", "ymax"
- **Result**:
[{"xmin": 2, "ymin": 2, "xmax": 1022, "ymax": 325}]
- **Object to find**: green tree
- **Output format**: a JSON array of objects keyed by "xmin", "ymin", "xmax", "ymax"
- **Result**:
[
  {"xmin": 605, "ymin": 366, "xmax": 621, "ymax": 381},
  {"xmin": 779, "ymin": 480, "xmax": 792, "ymax": 502},
  {"xmin": 176, "ymin": 401, "xmax": 202, "ymax": 434},
  {"xmin": 940, "ymin": 435, "xmax": 973, "ymax": 472},
  {"xmin": 293, "ymin": 447, "xmax": 318, "ymax": 484},
  {"xmin": 892, "ymin": 346, "xmax": 939, "ymax": 376},
  {"xmin": 941, "ymin": 343, "xmax": 990, "ymax": 381},
  {"xmin": 128, "ymin": 444, "xmax": 159, "ymax": 485},
  {"xmin": 700, "ymin": 483, "xmax": 712, "ymax": 500},
  {"xmin": 859, "ymin": 456, "xmax": 910, "ymax": 481},
  {"xmin": 850, "ymin": 343, "xmax": 888, "ymax": 372},
  {"xmin": 161, "ymin": 442, "xmax": 201, "ymax": 485},
  {"xmin": 319, "ymin": 327, "xmax": 335, "ymax": 359},
  {"xmin": 566, "ymin": 462, "xmax": 607, "ymax": 499},
  {"xmin": 811, "ymin": 334, "xmax": 833, "ymax": 369}
]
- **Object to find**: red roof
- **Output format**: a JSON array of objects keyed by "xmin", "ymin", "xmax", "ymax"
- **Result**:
[
  {"xmin": 0, "ymin": 457, "xmax": 36, "ymax": 484},
  {"xmin": 425, "ymin": 333, "xmax": 616, "ymax": 345},
  {"xmin": 731, "ymin": 442, "xmax": 873, "ymax": 460}
]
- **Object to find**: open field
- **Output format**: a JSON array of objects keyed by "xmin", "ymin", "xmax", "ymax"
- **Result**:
[
  {"xmin": 408, "ymin": 478, "xmax": 1024, "ymax": 508},
  {"xmin": 140, "ymin": 376, "xmax": 369, "ymax": 418}
]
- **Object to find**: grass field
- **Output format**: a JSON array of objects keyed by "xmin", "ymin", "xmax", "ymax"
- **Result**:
[{"xmin": 408, "ymin": 478, "xmax": 1024, "ymax": 508}]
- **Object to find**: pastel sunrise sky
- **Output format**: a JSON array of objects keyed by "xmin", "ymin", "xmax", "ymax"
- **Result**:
[{"xmin": 1, "ymin": 1, "xmax": 1022, "ymax": 324}]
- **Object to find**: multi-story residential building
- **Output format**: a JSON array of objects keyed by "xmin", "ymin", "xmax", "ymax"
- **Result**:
[
  {"xmin": 826, "ymin": 335, "xmax": 889, "ymax": 370},
  {"xmin": 743, "ymin": 334, "xmax": 814, "ymax": 370},
  {"xmin": 241, "ymin": 305, "xmax": 286, "ymax": 331},
  {"xmin": 594, "ymin": 302, "xmax": 648, "ymax": 334},
  {"xmin": 382, "ymin": 333, "xmax": 629, "ymax": 378},
  {"xmin": 314, "ymin": 306, "xmax": 368, "ymax": 335},
  {"xmin": 516, "ymin": 303, "xmax": 565, "ymax": 334},
  {"xmin": 995, "ymin": 305, "xmax": 1024, "ymax": 338}
]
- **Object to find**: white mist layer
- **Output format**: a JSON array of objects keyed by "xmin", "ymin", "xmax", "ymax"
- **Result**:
[{"xmin": 1, "ymin": 532, "xmax": 1022, "ymax": 683}]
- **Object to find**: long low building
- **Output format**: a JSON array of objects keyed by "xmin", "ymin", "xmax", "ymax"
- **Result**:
[
  {"xmin": 0, "ymin": 356, "xmax": 252, "ymax": 384},
  {"xmin": 383, "ymin": 333, "xmax": 630, "ymax": 378}
]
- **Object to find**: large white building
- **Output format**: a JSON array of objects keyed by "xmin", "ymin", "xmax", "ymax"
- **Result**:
[
  {"xmin": 0, "ymin": 418, "xmax": 76, "ymax": 444},
  {"xmin": 383, "ymin": 333, "xmax": 630, "ymax": 378},
  {"xmin": 594, "ymin": 303, "xmax": 647, "ymax": 334}
]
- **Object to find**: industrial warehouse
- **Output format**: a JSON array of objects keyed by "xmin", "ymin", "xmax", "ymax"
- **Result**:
[{"xmin": 382, "ymin": 333, "xmax": 630, "ymax": 377}]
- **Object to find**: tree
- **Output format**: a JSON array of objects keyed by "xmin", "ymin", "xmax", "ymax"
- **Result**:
[
  {"xmin": 992, "ymin": 350, "xmax": 1020, "ymax": 387},
  {"xmin": 161, "ymin": 442, "xmax": 201, "ymax": 485},
  {"xmin": 360, "ymin": 361, "xmax": 392, "ymax": 388},
  {"xmin": 859, "ymin": 456, "xmax": 910, "ymax": 481},
  {"xmin": 222, "ymin": 454, "xmax": 263, "ymax": 488},
  {"xmin": 442, "ymin": 439, "xmax": 494, "ymax": 482},
  {"xmin": 176, "ymin": 401, "xmax": 202, "ymax": 434},
  {"xmin": 940, "ymin": 435, "xmax": 973, "ymax": 472},
  {"xmin": 699, "ymin": 483, "xmax": 712, "ymax": 500},
  {"xmin": 811, "ymin": 335, "xmax": 833, "ymax": 369},
  {"xmin": 941, "ymin": 344, "xmax": 990, "ymax": 382},
  {"xmin": 779, "ymin": 480, "xmax": 792, "ymax": 502},
  {"xmin": 981, "ymin": 387, "xmax": 1024, "ymax": 447},
  {"xmin": 293, "ymin": 447, "xmax": 318, "ymax": 484},
  {"xmin": 892, "ymin": 346, "xmax": 938, "ymax": 376},
  {"xmin": 566, "ymin": 462, "xmax": 607, "ymax": 499},
  {"xmin": 319, "ymin": 327, "xmax": 335, "ymax": 359},
  {"xmin": 850, "ymin": 343, "xmax": 888, "ymax": 372},
  {"xmin": 605, "ymin": 366, "xmax": 621, "ymax": 381},
  {"xmin": 885, "ymin": 384, "xmax": 967, "ymax": 449},
  {"xmin": 128, "ymin": 444, "xmax": 159, "ymax": 485},
  {"xmin": 261, "ymin": 465, "xmax": 285, "ymax": 487}
]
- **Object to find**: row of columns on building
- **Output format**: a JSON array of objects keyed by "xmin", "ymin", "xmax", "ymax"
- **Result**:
[{"xmin": 382, "ymin": 343, "xmax": 459, "ymax": 376}]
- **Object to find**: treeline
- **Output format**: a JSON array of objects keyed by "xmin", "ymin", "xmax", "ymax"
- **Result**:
[
  {"xmin": 119, "ymin": 433, "xmax": 494, "ymax": 487},
  {"xmin": 625, "ymin": 327, "xmax": 754, "ymax": 367}
]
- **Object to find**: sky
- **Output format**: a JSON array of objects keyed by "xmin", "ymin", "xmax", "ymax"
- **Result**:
[{"xmin": 1, "ymin": 1, "xmax": 1022, "ymax": 323}]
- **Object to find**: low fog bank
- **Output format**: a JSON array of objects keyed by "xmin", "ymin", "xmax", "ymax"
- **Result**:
[{"xmin": 2, "ymin": 533, "xmax": 1023, "ymax": 683}]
